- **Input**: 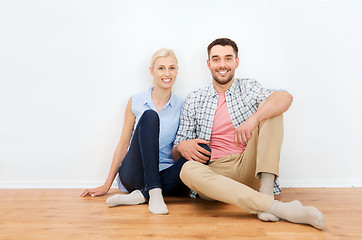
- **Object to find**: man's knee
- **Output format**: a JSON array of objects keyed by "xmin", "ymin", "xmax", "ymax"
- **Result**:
[
  {"xmin": 262, "ymin": 113, "xmax": 284, "ymax": 130},
  {"xmin": 258, "ymin": 100, "xmax": 283, "ymax": 123},
  {"xmin": 180, "ymin": 161, "xmax": 199, "ymax": 182}
]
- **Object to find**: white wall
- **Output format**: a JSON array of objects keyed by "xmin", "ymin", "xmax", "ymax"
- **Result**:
[{"xmin": 1, "ymin": 0, "xmax": 361, "ymax": 188}]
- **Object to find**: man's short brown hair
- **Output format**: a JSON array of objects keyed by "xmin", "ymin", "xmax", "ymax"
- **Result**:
[{"xmin": 207, "ymin": 38, "xmax": 238, "ymax": 58}]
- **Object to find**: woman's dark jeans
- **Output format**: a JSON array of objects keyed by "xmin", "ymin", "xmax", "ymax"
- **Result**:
[{"xmin": 118, "ymin": 110, "xmax": 188, "ymax": 200}]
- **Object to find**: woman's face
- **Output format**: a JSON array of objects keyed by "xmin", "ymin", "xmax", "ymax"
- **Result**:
[{"xmin": 150, "ymin": 56, "xmax": 178, "ymax": 90}]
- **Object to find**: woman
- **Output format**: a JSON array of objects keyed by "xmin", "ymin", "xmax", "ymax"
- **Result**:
[{"xmin": 81, "ymin": 48, "xmax": 187, "ymax": 215}]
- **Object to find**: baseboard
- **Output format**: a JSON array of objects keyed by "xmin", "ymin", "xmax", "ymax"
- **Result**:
[
  {"xmin": 279, "ymin": 178, "xmax": 362, "ymax": 188},
  {"xmin": 1, "ymin": 179, "xmax": 361, "ymax": 189},
  {"xmin": 0, "ymin": 181, "xmax": 118, "ymax": 189}
]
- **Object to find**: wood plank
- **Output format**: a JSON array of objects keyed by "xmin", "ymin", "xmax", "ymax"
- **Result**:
[{"xmin": 1, "ymin": 188, "xmax": 361, "ymax": 239}]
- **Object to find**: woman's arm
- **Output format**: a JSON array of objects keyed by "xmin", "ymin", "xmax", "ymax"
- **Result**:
[{"xmin": 81, "ymin": 98, "xmax": 135, "ymax": 197}]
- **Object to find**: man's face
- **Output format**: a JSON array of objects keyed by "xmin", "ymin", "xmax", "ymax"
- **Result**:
[{"xmin": 207, "ymin": 45, "xmax": 239, "ymax": 86}]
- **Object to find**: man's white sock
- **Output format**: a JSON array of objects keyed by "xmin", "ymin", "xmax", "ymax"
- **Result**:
[
  {"xmin": 258, "ymin": 172, "xmax": 280, "ymax": 222},
  {"xmin": 268, "ymin": 200, "xmax": 325, "ymax": 230}
]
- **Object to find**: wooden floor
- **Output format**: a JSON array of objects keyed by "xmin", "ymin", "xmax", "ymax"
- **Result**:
[{"xmin": 1, "ymin": 188, "xmax": 361, "ymax": 240}]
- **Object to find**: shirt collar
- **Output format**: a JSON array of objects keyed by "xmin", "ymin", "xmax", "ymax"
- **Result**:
[
  {"xmin": 208, "ymin": 78, "xmax": 240, "ymax": 97},
  {"xmin": 144, "ymin": 87, "xmax": 176, "ymax": 109},
  {"xmin": 226, "ymin": 78, "xmax": 240, "ymax": 96},
  {"xmin": 207, "ymin": 83, "xmax": 218, "ymax": 98},
  {"xmin": 168, "ymin": 91, "xmax": 176, "ymax": 107}
]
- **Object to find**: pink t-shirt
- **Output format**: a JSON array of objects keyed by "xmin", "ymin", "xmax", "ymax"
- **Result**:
[{"xmin": 209, "ymin": 93, "xmax": 247, "ymax": 160}]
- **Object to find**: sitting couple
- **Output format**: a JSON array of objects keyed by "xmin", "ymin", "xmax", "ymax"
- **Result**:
[{"xmin": 81, "ymin": 38, "xmax": 324, "ymax": 230}]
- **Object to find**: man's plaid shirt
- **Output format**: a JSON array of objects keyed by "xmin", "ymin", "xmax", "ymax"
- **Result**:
[{"xmin": 174, "ymin": 78, "xmax": 281, "ymax": 195}]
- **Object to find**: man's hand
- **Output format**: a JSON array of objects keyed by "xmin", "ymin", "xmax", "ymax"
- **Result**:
[
  {"xmin": 234, "ymin": 117, "xmax": 259, "ymax": 147},
  {"xmin": 177, "ymin": 139, "xmax": 210, "ymax": 163}
]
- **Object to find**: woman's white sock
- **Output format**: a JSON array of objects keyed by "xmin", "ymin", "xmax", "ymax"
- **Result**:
[
  {"xmin": 106, "ymin": 190, "xmax": 146, "ymax": 207},
  {"xmin": 148, "ymin": 188, "xmax": 168, "ymax": 215}
]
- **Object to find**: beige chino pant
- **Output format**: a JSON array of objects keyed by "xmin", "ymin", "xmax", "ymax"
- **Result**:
[{"xmin": 180, "ymin": 112, "xmax": 284, "ymax": 214}]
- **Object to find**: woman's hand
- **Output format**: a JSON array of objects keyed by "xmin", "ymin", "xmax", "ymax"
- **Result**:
[{"xmin": 80, "ymin": 184, "xmax": 109, "ymax": 197}]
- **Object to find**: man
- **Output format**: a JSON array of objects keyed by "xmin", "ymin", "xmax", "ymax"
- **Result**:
[{"xmin": 172, "ymin": 38, "xmax": 324, "ymax": 229}]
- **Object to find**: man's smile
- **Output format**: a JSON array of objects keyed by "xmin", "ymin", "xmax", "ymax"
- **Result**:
[{"xmin": 217, "ymin": 69, "xmax": 230, "ymax": 75}]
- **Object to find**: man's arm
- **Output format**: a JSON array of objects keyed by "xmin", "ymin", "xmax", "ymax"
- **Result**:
[
  {"xmin": 234, "ymin": 91, "xmax": 293, "ymax": 145},
  {"xmin": 172, "ymin": 93, "xmax": 211, "ymax": 163},
  {"xmin": 253, "ymin": 91, "xmax": 293, "ymax": 122},
  {"xmin": 172, "ymin": 139, "xmax": 210, "ymax": 163}
]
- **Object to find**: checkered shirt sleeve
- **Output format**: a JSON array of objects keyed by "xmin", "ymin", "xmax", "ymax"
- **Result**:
[
  {"xmin": 244, "ymin": 78, "xmax": 276, "ymax": 104},
  {"xmin": 173, "ymin": 92, "xmax": 197, "ymax": 147},
  {"xmin": 174, "ymin": 86, "xmax": 217, "ymax": 147}
]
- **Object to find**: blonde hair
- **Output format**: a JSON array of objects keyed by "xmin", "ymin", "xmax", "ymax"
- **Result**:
[{"xmin": 150, "ymin": 48, "xmax": 178, "ymax": 69}]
